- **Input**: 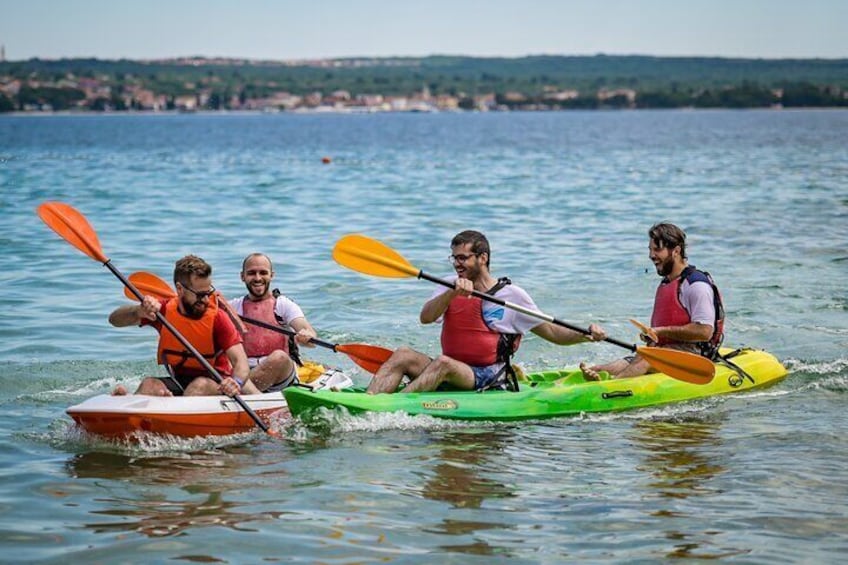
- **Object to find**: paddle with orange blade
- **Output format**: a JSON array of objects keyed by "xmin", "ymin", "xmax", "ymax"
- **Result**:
[
  {"xmin": 629, "ymin": 318, "xmax": 659, "ymax": 344},
  {"xmin": 127, "ymin": 271, "xmax": 393, "ymax": 374},
  {"xmin": 36, "ymin": 201, "xmax": 277, "ymax": 436},
  {"xmin": 332, "ymin": 234, "xmax": 716, "ymax": 385}
]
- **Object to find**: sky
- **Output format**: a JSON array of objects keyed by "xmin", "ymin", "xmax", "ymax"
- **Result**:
[{"xmin": 1, "ymin": 0, "xmax": 846, "ymax": 61}]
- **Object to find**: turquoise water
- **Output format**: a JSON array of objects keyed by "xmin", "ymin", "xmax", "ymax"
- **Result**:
[{"xmin": 1, "ymin": 110, "xmax": 846, "ymax": 562}]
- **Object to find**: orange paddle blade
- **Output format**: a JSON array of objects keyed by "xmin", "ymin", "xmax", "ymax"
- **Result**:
[
  {"xmin": 333, "ymin": 234, "xmax": 419, "ymax": 278},
  {"xmin": 37, "ymin": 202, "xmax": 108, "ymax": 263},
  {"xmin": 629, "ymin": 318, "xmax": 659, "ymax": 343},
  {"xmin": 126, "ymin": 271, "xmax": 176, "ymax": 300},
  {"xmin": 637, "ymin": 346, "xmax": 715, "ymax": 384},
  {"xmin": 336, "ymin": 343, "xmax": 394, "ymax": 374}
]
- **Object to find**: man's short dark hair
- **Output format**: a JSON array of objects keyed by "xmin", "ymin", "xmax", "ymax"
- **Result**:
[
  {"xmin": 174, "ymin": 255, "xmax": 212, "ymax": 286},
  {"xmin": 451, "ymin": 230, "xmax": 491, "ymax": 267},
  {"xmin": 649, "ymin": 223, "xmax": 687, "ymax": 259}
]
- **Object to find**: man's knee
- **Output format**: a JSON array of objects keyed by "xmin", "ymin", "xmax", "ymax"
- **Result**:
[
  {"xmin": 430, "ymin": 355, "xmax": 455, "ymax": 371},
  {"xmin": 392, "ymin": 346, "xmax": 418, "ymax": 359},
  {"xmin": 256, "ymin": 350, "xmax": 293, "ymax": 372},
  {"xmin": 383, "ymin": 346, "xmax": 424, "ymax": 370},
  {"xmin": 137, "ymin": 377, "xmax": 168, "ymax": 396}
]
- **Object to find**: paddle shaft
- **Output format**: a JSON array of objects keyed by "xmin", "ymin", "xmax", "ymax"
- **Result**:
[
  {"xmin": 109, "ymin": 261, "xmax": 271, "ymax": 433},
  {"xmin": 331, "ymin": 234, "xmax": 714, "ymax": 383},
  {"xmin": 239, "ymin": 314, "xmax": 344, "ymax": 353},
  {"xmin": 416, "ymin": 271, "xmax": 638, "ymax": 353}
]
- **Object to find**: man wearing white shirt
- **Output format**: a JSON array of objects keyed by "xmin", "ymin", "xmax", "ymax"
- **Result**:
[
  {"xmin": 230, "ymin": 253, "xmax": 317, "ymax": 392},
  {"xmin": 367, "ymin": 230, "xmax": 607, "ymax": 394}
]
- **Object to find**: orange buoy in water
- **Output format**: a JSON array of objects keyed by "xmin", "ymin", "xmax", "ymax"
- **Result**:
[{"xmin": 321, "ymin": 156, "xmax": 332, "ymax": 164}]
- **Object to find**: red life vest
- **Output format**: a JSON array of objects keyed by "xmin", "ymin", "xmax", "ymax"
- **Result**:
[
  {"xmin": 441, "ymin": 295, "xmax": 501, "ymax": 366},
  {"xmin": 241, "ymin": 296, "xmax": 289, "ymax": 358},
  {"xmin": 440, "ymin": 279, "xmax": 520, "ymax": 367},
  {"xmin": 650, "ymin": 265, "xmax": 725, "ymax": 356},
  {"xmin": 156, "ymin": 296, "xmax": 229, "ymax": 375}
]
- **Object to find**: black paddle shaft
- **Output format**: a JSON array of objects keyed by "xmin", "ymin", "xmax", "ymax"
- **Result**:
[
  {"xmin": 238, "ymin": 314, "xmax": 341, "ymax": 353},
  {"xmin": 106, "ymin": 260, "xmax": 271, "ymax": 433},
  {"xmin": 416, "ymin": 270, "xmax": 638, "ymax": 353}
]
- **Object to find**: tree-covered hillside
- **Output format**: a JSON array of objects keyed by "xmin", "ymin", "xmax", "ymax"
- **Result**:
[{"xmin": 1, "ymin": 55, "xmax": 846, "ymax": 111}]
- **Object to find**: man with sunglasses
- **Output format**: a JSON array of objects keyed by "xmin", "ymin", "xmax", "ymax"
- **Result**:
[
  {"xmin": 109, "ymin": 255, "xmax": 259, "ymax": 397},
  {"xmin": 228, "ymin": 253, "xmax": 317, "ymax": 392},
  {"xmin": 367, "ymin": 230, "xmax": 607, "ymax": 394}
]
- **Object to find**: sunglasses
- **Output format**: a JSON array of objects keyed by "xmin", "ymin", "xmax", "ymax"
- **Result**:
[{"xmin": 179, "ymin": 283, "xmax": 216, "ymax": 301}]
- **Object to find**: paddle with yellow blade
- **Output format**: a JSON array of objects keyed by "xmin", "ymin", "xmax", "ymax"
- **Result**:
[
  {"xmin": 125, "ymin": 271, "xmax": 393, "ymax": 374},
  {"xmin": 36, "ymin": 201, "xmax": 278, "ymax": 436},
  {"xmin": 332, "ymin": 234, "xmax": 716, "ymax": 385}
]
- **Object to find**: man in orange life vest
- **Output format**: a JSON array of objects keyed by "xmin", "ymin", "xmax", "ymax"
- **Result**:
[
  {"xmin": 581, "ymin": 223, "xmax": 725, "ymax": 380},
  {"xmin": 109, "ymin": 255, "xmax": 259, "ymax": 397},
  {"xmin": 228, "ymin": 253, "xmax": 317, "ymax": 392},
  {"xmin": 367, "ymin": 230, "xmax": 607, "ymax": 394}
]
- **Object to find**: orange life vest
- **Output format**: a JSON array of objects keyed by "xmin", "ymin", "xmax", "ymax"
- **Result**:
[
  {"xmin": 156, "ymin": 296, "xmax": 227, "ymax": 375},
  {"xmin": 241, "ymin": 296, "xmax": 289, "ymax": 358}
]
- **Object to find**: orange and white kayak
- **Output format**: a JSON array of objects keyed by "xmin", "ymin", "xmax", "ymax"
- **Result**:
[
  {"xmin": 67, "ymin": 367, "xmax": 353, "ymax": 438},
  {"xmin": 67, "ymin": 392, "xmax": 289, "ymax": 437}
]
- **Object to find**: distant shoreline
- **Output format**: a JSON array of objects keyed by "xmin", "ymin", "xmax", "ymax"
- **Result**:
[
  {"xmin": 4, "ymin": 106, "xmax": 848, "ymax": 118},
  {"xmin": 3, "ymin": 55, "xmax": 846, "ymax": 114}
]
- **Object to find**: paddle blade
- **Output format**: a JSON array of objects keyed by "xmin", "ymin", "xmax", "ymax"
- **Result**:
[
  {"xmin": 637, "ymin": 346, "xmax": 715, "ymax": 385},
  {"xmin": 629, "ymin": 318, "xmax": 659, "ymax": 343},
  {"xmin": 336, "ymin": 343, "xmax": 394, "ymax": 373},
  {"xmin": 37, "ymin": 201, "xmax": 108, "ymax": 263},
  {"xmin": 126, "ymin": 271, "xmax": 176, "ymax": 301},
  {"xmin": 333, "ymin": 234, "xmax": 419, "ymax": 278}
]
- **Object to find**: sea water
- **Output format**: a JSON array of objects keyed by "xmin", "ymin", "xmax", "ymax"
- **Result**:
[{"xmin": 0, "ymin": 110, "xmax": 846, "ymax": 562}]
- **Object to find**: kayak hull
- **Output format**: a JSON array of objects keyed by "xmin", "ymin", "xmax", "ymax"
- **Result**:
[
  {"xmin": 283, "ymin": 348, "xmax": 788, "ymax": 421},
  {"xmin": 66, "ymin": 392, "xmax": 288, "ymax": 437},
  {"xmin": 66, "ymin": 367, "xmax": 354, "ymax": 437}
]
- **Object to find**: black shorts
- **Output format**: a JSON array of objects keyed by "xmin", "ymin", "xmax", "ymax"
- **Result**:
[{"xmin": 160, "ymin": 374, "xmax": 202, "ymax": 396}]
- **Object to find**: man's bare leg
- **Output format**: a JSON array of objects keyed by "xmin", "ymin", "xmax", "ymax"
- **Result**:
[
  {"xmin": 367, "ymin": 346, "xmax": 431, "ymax": 394},
  {"xmin": 401, "ymin": 355, "xmax": 475, "ymax": 393}
]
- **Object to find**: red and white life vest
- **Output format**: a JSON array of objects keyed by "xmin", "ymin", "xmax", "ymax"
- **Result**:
[{"xmin": 241, "ymin": 297, "xmax": 289, "ymax": 358}]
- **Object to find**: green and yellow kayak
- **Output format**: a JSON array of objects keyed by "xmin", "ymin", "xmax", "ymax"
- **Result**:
[{"xmin": 283, "ymin": 348, "xmax": 788, "ymax": 421}]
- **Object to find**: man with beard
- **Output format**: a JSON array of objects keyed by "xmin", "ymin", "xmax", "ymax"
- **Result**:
[
  {"xmin": 366, "ymin": 230, "xmax": 607, "ymax": 394},
  {"xmin": 228, "ymin": 253, "xmax": 317, "ymax": 392},
  {"xmin": 581, "ymin": 223, "xmax": 725, "ymax": 380},
  {"xmin": 110, "ymin": 255, "xmax": 258, "ymax": 396}
]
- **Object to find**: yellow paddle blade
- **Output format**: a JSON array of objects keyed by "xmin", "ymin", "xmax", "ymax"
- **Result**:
[
  {"xmin": 37, "ymin": 202, "xmax": 108, "ymax": 263},
  {"xmin": 637, "ymin": 346, "xmax": 715, "ymax": 385},
  {"xmin": 126, "ymin": 271, "xmax": 176, "ymax": 300},
  {"xmin": 333, "ymin": 234, "xmax": 419, "ymax": 278}
]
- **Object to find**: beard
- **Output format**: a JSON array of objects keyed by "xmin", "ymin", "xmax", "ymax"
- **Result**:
[
  {"xmin": 655, "ymin": 256, "xmax": 675, "ymax": 277},
  {"xmin": 181, "ymin": 296, "xmax": 208, "ymax": 319},
  {"xmin": 247, "ymin": 281, "xmax": 269, "ymax": 299}
]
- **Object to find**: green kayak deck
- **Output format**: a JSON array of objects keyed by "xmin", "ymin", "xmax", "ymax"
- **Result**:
[{"xmin": 283, "ymin": 348, "xmax": 788, "ymax": 421}]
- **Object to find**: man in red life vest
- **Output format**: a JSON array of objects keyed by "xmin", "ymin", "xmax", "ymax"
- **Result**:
[
  {"xmin": 581, "ymin": 223, "xmax": 725, "ymax": 380},
  {"xmin": 110, "ymin": 255, "xmax": 259, "ymax": 397},
  {"xmin": 367, "ymin": 230, "xmax": 607, "ymax": 394},
  {"xmin": 228, "ymin": 253, "xmax": 317, "ymax": 392}
]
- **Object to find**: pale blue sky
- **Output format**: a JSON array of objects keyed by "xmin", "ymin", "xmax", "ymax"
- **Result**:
[{"xmin": 1, "ymin": 0, "xmax": 845, "ymax": 61}]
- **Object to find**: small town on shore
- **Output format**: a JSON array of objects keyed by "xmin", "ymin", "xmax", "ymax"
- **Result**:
[{"xmin": 2, "ymin": 50, "xmax": 847, "ymax": 113}]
